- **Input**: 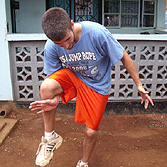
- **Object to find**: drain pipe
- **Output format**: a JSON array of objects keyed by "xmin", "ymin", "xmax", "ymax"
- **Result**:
[
  {"xmin": 0, "ymin": 104, "xmax": 12, "ymax": 118},
  {"xmin": 0, "ymin": 110, "xmax": 6, "ymax": 118}
]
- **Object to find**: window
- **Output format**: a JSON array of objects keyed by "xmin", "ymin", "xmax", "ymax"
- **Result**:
[
  {"xmin": 142, "ymin": 0, "xmax": 155, "ymax": 27},
  {"xmin": 103, "ymin": 0, "xmax": 156, "ymax": 28},
  {"xmin": 48, "ymin": 0, "xmax": 99, "ymax": 22}
]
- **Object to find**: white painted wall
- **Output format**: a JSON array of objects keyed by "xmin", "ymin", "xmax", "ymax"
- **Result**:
[
  {"xmin": 165, "ymin": 11, "xmax": 167, "ymax": 29},
  {"xmin": 0, "ymin": 0, "xmax": 13, "ymax": 100},
  {"xmin": 5, "ymin": 0, "xmax": 12, "ymax": 33}
]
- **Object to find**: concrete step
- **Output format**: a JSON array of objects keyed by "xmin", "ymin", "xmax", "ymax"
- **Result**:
[{"xmin": 0, "ymin": 118, "xmax": 17, "ymax": 145}]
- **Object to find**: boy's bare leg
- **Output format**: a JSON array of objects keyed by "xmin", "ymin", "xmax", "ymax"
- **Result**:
[
  {"xmin": 82, "ymin": 127, "xmax": 97, "ymax": 163},
  {"xmin": 29, "ymin": 78, "xmax": 64, "ymax": 166},
  {"xmin": 42, "ymin": 98, "xmax": 58, "ymax": 132},
  {"xmin": 30, "ymin": 78, "xmax": 63, "ymax": 131},
  {"xmin": 40, "ymin": 78, "xmax": 63, "ymax": 132}
]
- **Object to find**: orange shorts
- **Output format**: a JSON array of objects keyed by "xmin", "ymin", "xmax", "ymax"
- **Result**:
[{"xmin": 48, "ymin": 68, "xmax": 109, "ymax": 130}]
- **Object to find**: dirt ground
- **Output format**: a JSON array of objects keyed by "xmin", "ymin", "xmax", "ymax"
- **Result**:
[{"xmin": 0, "ymin": 103, "xmax": 167, "ymax": 167}]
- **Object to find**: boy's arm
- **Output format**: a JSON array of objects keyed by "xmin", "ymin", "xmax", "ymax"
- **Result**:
[{"xmin": 120, "ymin": 50, "xmax": 154, "ymax": 109}]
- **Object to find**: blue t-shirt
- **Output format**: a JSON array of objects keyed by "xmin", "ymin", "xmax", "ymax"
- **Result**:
[{"xmin": 44, "ymin": 21, "xmax": 124, "ymax": 95}]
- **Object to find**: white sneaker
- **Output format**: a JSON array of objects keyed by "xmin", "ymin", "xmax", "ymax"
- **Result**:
[
  {"xmin": 35, "ymin": 133, "xmax": 63, "ymax": 166},
  {"xmin": 76, "ymin": 160, "xmax": 89, "ymax": 167}
]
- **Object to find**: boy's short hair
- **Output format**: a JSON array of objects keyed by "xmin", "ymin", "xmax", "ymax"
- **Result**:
[{"xmin": 42, "ymin": 7, "xmax": 72, "ymax": 41}]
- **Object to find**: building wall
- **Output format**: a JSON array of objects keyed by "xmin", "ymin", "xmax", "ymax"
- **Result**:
[
  {"xmin": 15, "ymin": 0, "xmax": 45, "ymax": 33},
  {"xmin": 6, "ymin": 0, "xmax": 45, "ymax": 33},
  {"xmin": 8, "ymin": 36, "xmax": 167, "ymax": 101},
  {"xmin": 5, "ymin": 0, "xmax": 167, "ymax": 34},
  {"xmin": 1, "ymin": 0, "xmax": 167, "ymax": 101},
  {"xmin": 0, "ymin": 0, "xmax": 13, "ymax": 100}
]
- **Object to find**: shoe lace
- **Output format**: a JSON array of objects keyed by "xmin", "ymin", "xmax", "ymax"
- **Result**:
[{"xmin": 36, "ymin": 137, "xmax": 48, "ymax": 157}]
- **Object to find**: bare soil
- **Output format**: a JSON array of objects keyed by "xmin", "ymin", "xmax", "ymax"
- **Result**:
[{"xmin": 0, "ymin": 103, "xmax": 167, "ymax": 167}]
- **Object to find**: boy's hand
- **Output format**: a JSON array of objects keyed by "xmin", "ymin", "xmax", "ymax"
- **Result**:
[
  {"xmin": 137, "ymin": 86, "xmax": 154, "ymax": 109},
  {"xmin": 29, "ymin": 96, "xmax": 59, "ymax": 114}
]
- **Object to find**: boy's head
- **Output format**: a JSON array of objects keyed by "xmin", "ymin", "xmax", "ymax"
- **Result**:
[{"xmin": 42, "ymin": 7, "xmax": 72, "ymax": 41}]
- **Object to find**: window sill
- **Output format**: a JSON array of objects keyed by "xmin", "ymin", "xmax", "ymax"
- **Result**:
[
  {"xmin": 6, "ymin": 32, "xmax": 167, "ymax": 42},
  {"xmin": 7, "ymin": 33, "xmax": 47, "ymax": 41},
  {"xmin": 113, "ymin": 34, "xmax": 167, "ymax": 41}
]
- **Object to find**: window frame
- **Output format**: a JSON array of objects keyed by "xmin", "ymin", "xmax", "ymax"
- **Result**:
[
  {"xmin": 141, "ymin": 0, "xmax": 156, "ymax": 28},
  {"xmin": 102, "ymin": 0, "xmax": 157, "ymax": 28}
]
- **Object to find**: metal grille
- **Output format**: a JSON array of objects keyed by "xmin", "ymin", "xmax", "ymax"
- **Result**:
[
  {"xmin": 9, "ymin": 40, "xmax": 167, "ymax": 101},
  {"xmin": 47, "ymin": 0, "xmax": 71, "ymax": 16},
  {"xmin": 75, "ymin": 0, "xmax": 99, "ymax": 22},
  {"xmin": 48, "ymin": 0, "xmax": 99, "ymax": 23}
]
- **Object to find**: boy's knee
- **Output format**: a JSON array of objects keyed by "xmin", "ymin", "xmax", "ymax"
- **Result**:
[
  {"xmin": 85, "ymin": 127, "xmax": 97, "ymax": 139},
  {"xmin": 40, "ymin": 78, "xmax": 63, "ymax": 99},
  {"xmin": 40, "ymin": 80, "xmax": 51, "ymax": 98}
]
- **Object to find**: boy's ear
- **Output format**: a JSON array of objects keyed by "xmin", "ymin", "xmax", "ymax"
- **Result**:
[{"xmin": 71, "ymin": 20, "xmax": 74, "ymax": 29}]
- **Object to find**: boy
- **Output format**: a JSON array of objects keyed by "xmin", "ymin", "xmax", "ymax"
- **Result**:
[{"xmin": 29, "ymin": 7, "xmax": 154, "ymax": 167}]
